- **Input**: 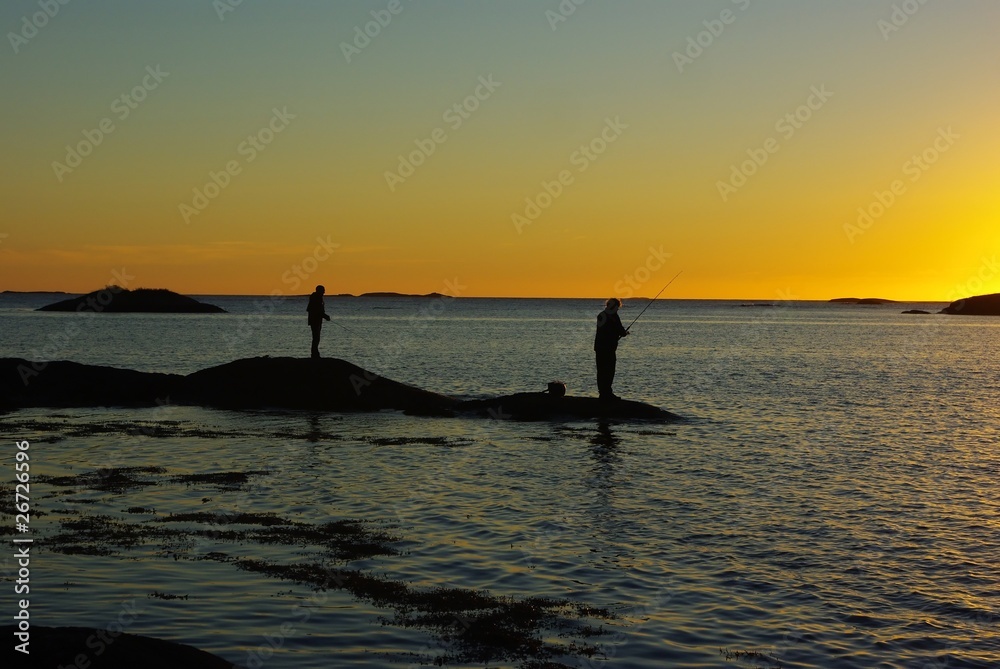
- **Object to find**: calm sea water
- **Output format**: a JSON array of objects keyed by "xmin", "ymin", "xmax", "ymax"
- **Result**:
[{"xmin": 1, "ymin": 294, "xmax": 998, "ymax": 668}]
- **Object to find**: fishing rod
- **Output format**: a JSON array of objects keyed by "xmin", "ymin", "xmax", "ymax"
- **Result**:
[
  {"xmin": 331, "ymin": 320, "xmax": 357, "ymax": 336},
  {"xmin": 625, "ymin": 270, "xmax": 683, "ymax": 331}
]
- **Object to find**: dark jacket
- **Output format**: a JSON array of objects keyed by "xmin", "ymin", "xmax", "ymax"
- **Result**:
[
  {"xmin": 594, "ymin": 309, "xmax": 627, "ymax": 352},
  {"xmin": 306, "ymin": 292, "xmax": 327, "ymax": 326}
]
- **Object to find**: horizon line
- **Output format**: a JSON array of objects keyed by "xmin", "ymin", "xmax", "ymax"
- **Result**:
[{"xmin": 1, "ymin": 289, "xmax": 955, "ymax": 303}]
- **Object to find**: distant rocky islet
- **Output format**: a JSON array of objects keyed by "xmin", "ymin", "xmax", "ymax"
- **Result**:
[
  {"xmin": 829, "ymin": 293, "xmax": 1000, "ymax": 316},
  {"xmin": 938, "ymin": 292, "xmax": 1000, "ymax": 316},
  {"xmin": 37, "ymin": 287, "xmax": 225, "ymax": 313}
]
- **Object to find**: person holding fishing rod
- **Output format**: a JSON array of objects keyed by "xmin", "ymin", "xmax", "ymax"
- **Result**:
[
  {"xmin": 307, "ymin": 284, "xmax": 332, "ymax": 359},
  {"xmin": 594, "ymin": 297, "xmax": 630, "ymax": 401},
  {"xmin": 594, "ymin": 271, "xmax": 682, "ymax": 400}
]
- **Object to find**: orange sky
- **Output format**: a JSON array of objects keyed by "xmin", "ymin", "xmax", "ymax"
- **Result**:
[{"xmin": 1, "ymin": 1, "xmax": 998, "ymax": 299}]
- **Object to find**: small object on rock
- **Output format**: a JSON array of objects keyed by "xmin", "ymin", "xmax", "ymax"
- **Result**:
[{"xmin": 547, "ymin": 381, "xmax": 566, "ymax": 397}]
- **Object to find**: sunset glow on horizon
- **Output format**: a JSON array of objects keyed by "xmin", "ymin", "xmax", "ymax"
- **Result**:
[{"xmin": 2, "ymin": 1, "xmax": 998, "ymax": 301}]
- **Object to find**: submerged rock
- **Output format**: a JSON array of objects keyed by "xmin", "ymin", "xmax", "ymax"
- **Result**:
[
  {"xmin": 939, "ymin": 292, "xmax": 1000, "ymax": 316},
  {"xmin": 1, "ymin": 625, "xmax": 235, "ymax": 668},
  {"xmin": 902, "ymin": 309, "xmax": 931, "ymax": 315},
  {"xmin": 38, "ymin": 287, "xmax": 225, "ymax": 313}
]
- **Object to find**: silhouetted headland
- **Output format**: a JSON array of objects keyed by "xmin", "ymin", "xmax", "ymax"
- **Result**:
[
  {"xmin": 829, "ymin": 297, "xmax": 897, "ymax": 305},
  {"xmin": 939, "ymin": 292, "xmax": 1000, "ymax": 316},
  {"xmin": 37, "ymin": 287, "xmax": 225, "ymax": 313},
  {"xmin": 0, "ymin": 357, "xmax": 679, "ymax": 422},
  {"xmin": 2, "ymin": 625, "xmax": 234, "ymax": 668},
  {"xmin": 353, "ymin": 291, "xmax": 449, "ymax": 298}
]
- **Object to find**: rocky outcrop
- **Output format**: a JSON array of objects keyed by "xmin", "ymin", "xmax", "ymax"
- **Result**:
[
  {"xmin": 457, "ymin": 392, "xmax": 680, "ymax": 422},
  {"xmin": 0, "ymin": 357, "xmax": 454, "ymax": 415},
  {"xmin": 1, "ymin": 625, "xmax": 235, "ymax": 668},
  {"xmin": 176, "ymin": 357, "xmax": 458, "ymax": 414},
  {"xmin": 1, "ymin": 359, "xmax": 182, "ymax": 408},
  {"xmin": 939, "ymin": 293, "xmax": 1000, "ymax": 316},
  {"xmin": 38, "ymin": 287, "xmax": 225, "ymax": 313},
  {"xmin": 1, "ymin": 357, "xmax": 679, "ymax": 422}
]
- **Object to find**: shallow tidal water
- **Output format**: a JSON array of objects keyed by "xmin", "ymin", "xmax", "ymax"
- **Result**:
[{"xmin": 1, "ymin": 295, "xmax": 998, "ymax": 668}]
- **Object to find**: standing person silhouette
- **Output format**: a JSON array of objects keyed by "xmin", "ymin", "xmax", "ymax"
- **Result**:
[
  {"xmin": 594, "ymin": 297, "xmax": 629, "ymax": 401},
  {"xmin": 307, "ymin": 285, "xmax": 331, "ymax": 358}
]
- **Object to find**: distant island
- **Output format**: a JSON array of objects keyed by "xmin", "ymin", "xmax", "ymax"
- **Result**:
[
  {"xmin": 829, "ymin": 297, "xmax": 898, "ymax": 305},
  {"xmin": 939, "ymin": 292, "xmax": 1000, "ymax": 316},
  {"xmin": 38, "ymin": 287, "xmax": 226, "ymax": 313},
  {"xmin": 2, "ymin": 290, "xmax": 69, "ymax": 295},
  {"xmin": 332, "ymin": 292, "xmax": 450, "ymax": 299}
]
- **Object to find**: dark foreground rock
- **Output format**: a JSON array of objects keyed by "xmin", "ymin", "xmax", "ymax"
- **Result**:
[
  {"xmin": 0, "ymin": 357, "xmax": 678, "ymax": 421},
  {"xmin": 177, "ymin": 357, "xmax": 458, "ymax": 414},
  {"xmin": 902, "ymin": 309, "xmax": 931, "ymax": 315},
  {"xmin": 0, "ymin": 359, "xmax": 182, "ymax": 408},
  {"xmin": 939, "ymin": 292, "xmax": 1000, "ymax": 316},
  {"xmin": 2, "ymin": 625, "xmax": 234, "ymax": 668},
  {"xmin": 458, "ymin": 392, "xmax": 680, "ymax": 422},
  {"xmin": 0, "ymin": 357, "xmax": 456, "ymax": 415},
  {"xmin": 38, "ymin": 287, "xmax": 225, "ymax": 313}
]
